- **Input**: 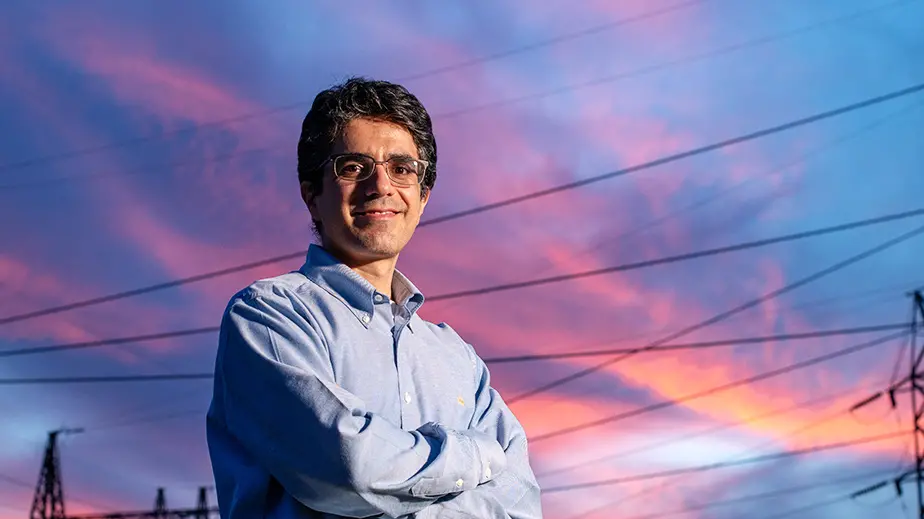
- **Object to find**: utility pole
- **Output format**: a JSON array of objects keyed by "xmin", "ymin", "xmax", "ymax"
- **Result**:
[
  {"xmin": 30, "ymin": 427, "xmax": 84, "ymax": 519},
  {"xmin": 850, "ymin": 290, "xmax": 924, "ymax": 517}
]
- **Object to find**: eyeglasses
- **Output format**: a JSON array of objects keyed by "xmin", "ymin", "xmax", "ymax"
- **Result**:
[{"xmin": 323, "ymin": 153, "xmax": 428, "ymax": 187}]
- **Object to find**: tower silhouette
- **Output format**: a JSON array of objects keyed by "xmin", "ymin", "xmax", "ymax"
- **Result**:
[{"xmin": 30, "ymin": 428, "xmax": 83, "ymax": 519}]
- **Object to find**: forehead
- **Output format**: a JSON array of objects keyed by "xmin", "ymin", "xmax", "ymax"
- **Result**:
[{"xmin": 333, "ymin": 118, "xmax": 418, "ymax": 157}]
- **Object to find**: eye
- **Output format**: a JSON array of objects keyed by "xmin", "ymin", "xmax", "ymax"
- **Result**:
[
  {"xmin": 338, "ymin": 160, "xmax": 367, "ymax": 177},
  {"xmin": 391, "ymin": 160, "xmax": 419, "ymax": 175}
]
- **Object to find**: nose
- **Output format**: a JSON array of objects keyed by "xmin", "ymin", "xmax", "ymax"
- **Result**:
[{"xmin": 361, "ymin": 162, "xmax": 395, "ymax": 196}]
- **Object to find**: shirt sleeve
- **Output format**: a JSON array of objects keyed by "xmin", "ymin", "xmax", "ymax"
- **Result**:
[
  {"xmin": 415, "ymin": 341, "xmax": 544, "ymax": 519},
  {"xmin": 213, "ymin": 287, "xmax": 508, "ymax": 518}
]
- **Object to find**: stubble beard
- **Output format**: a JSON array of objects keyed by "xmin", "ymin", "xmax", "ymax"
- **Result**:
[{"xmin": 351, "ymin": 221, "xmax": 406, "ymax": 257}]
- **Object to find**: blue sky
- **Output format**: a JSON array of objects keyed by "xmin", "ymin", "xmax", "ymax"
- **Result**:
[{"xmin": 1, "ymin": 1, "xmax": 923, "ymax": 517}]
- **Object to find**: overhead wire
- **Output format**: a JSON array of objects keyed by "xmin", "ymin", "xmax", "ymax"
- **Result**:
[
  {"xmin": 541, "ymin": 430, "xmax": 904, "ymax": 493},
  {"xmin": 485, "ymin": 323, "xmax": 906, "ymax": 363},
  {"xmin": 431, "ymin": 93, "xmax": 924, "ymax": 319},
  {"xmin": 1, "ymin": 79, "xmax": 922, "ymax": 327},
  {"xmin": 0, "ymin": 473, "xmax": 114, "ymax": 512},
  {"xmin": 506, "ymin": 221, "xmax": 924, "ymax": 405},
  {"xmin": 530, "ymin": 331, "xmax": 907, "ymax": 442},
  {"xmin": 12, "ymin": 0, "xmax": 902, "ymax": 192},
  {"xmin": 538, "ymin": 377, "xmax": 888, "ymax": 480},
  {"xmin": 0, "ymin": 0, "xmax": 710, "ymax": 177},
  {"xmin": 2, "ymin": 0, "xmax": 907, "ymax": 185},
  {"xmin": 0, "ymin": 320, "xmax": 904, "ymax": 364},
  {"xmin": 0, "ymin": 2, "xmax": 918, "ymax": 514},
  {"xmin": 758, "ymin": 492, "xmax": 881, "ymax": 519},
  {"xmin": 2, "ymin": 276, "xmax": 912, "ymax": 363},
  {"xmin": 433, "ymin": 0, "xmax": 916, "ymax": 121},
  {"xmin": 427, "ymin": 208, "xmax": 924, "ymax": 302},
  {"xmin": 0, "ymin": 373, "xmax": 211, "ymax": 385},
  {"xmin": 577, "ymin": 469, "xmax": 897, "ymax": 519},
  {"xmin": 0, "ymin": 327, "xmax": 219, "ymax": 359},
  {"xmin": 0, "ymin": 326, "xmax": 907, "ymax": 385},
  {"xmin": 557, "ymin": 371, "xmax": 900, "ymax": 518}
]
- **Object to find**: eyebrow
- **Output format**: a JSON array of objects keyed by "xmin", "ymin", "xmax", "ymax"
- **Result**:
[
  {"xmin": 338, "ymin": 152, "xmax": 421, "ymax": 161},
  {"xmin": 386, "ymin": 152, "xmax": 419, "ymax": 161}
]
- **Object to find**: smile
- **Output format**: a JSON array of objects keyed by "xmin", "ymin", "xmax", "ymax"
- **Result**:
[{"xmin": 353, "ymin": 210, "xmax": 400, "ymax": 218}]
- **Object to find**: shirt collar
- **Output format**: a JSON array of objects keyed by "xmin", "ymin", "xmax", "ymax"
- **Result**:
[{"xmin": 299, "ymin": 244, "xmax": 425, "ymax": 327}]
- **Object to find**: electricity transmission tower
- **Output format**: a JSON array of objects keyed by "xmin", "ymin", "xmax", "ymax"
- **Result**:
[
  {"xmin": 28, "ymin": 429, "xmax": 219, "ymax": 518},
  {"xmin": 30, "ymin": 427, "xmax": 83, "ymax": 519},
  {"xmin": 851, "ymin": 290, "xmax": 924, "ymax": 517}
]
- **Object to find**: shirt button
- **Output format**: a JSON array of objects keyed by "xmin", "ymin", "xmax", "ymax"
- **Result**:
[
  {"xmin": 484, "ymin": 463, "xmax": 492, "ymax": 479},
  {"xmin": 455, "ymin": 479, "xmax": 464, "ymax": 488},
  {"xmin": 374, "ymin": 294, "xmax": 384, "ymax": 302},
  {"xmin": 361, "ymin": 314, "xmax": 370, "ymax": 324},
  {"xmin": 404, "ymin": 392, "xmax": 412, "ymax": 403}
]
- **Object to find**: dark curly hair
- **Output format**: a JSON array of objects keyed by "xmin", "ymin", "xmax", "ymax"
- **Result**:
[{"xmin": 297, "ymin": 77, "xmax": 438, "ymax": 198}]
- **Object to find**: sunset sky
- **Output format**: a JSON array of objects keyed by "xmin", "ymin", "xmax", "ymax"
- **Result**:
[{"xmin": 2, "ymin": 0, "xmax": 924, "ymax": 517}]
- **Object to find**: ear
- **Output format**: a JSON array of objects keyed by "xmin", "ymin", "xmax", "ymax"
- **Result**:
[
  {"xmin": 419, "ymin": 187, "xmax": 430, "ymax": 215},
  {"xmin": 301, "ymin": 181, "xmax": 319, "ymax": 219}
]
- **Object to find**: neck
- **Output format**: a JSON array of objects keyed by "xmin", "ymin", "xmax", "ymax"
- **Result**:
[
  {"xmin": 349, "ymin": 258, "xmax": 397, "ymax": 299},
  {"xmin": 323, "ymin": 243, "xmax": 398, "ymax": 299}
]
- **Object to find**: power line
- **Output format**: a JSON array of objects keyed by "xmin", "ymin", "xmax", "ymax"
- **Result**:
[
  {"xmin": 538, "ymin": 377, "xmax": 889, "ymax": 480},
  {"xmin": 0, "ymin": 329, "xmax": 901, "ymax": 387},
  {"xmin": 506, "ymin": 222, "xmax": 924, "ymax": 405},
  {"xmin": 3, "ymin": 206, "xmax": 918, "ymax": 358},
  {"xmin": 397, "ymin": 0, "xmax": 709, "ymax": 82},
  {"xmin": 541, "ymin": 430, "xmax": 904, "ymax": 493},
  {"xmin": 0, "ymin": 374, "xmax": 212, "ymax": 385},
  {"xmin": 433, "ymin": 0, "xmax": 915, "ymax": 121},
  {"xmin": 428, "ymin": 208, "xmax": 924, "ymax": 302},
  {"xmin": 0, "ymin": 0, "xmax": 707, "ymax": 176},
  {"xmin": 0, "ymin": 327, "xmax": 219, "ymax": 358},
  {"xmin": 4, "ymin": 275, "xmax": 910, "ymax": 364},
  {"xmin": 4, "ymin": 2, "xmax": 915, "ymax": 197},
  {"xmin": 609, "ymin": 469, "xmax": 896, "ymax": 519},
  {"xmin": 0, "ymin": 474, "xmax": 31, "ymax": 489},
  {"xmin": 0, "ymin": 473, "xmax": 115, "ymax": 512},
  {"xmin": 485, "ymin": 323, "xmax": 906, "ymax": 363},
  {"xmin": 505, "ymin": 277, "xmax": 920, "ymax": 369},
  {"xmin": 530, "ymin": 331, "xmax": 906, "ymax": 443},
  {"xmin": 418, "ymin": 82, "xmax": 924, "ymax": 228},
  {"xmin": 561, "ymin": 396, "xmax": 884, "ymax": 519},
  {"xmin": 0, "ymin": 315, "xmax": 902, "ymax": 363},
  {"xmin": 3, "ymin": 0, "xmax": 901, "ymax": 178},
  {"xmin": 85, "ymin": 409, "xmax": 204, "ymax": 433},
  {"xmin": 2, "ymin": 81, "xmax": 922, "ymax": 327},
  {"xmin": 429, "ymin": 95, "xmax": 922, "ymax": 324},
  {"xmin": 759, "ymin": 494, "xmax": 864, "ymax": 519},
  {"xmin": 0, "ymin": 249, "xmax": 307, "ymax": 327}
]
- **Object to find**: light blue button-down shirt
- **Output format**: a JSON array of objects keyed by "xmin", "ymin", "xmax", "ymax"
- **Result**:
[{"xmin": 206, "ymin": 244, "xmax": 542, "ymax": 518}]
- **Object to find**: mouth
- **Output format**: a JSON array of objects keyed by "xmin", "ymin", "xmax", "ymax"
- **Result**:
[{"xmin": 352, "ymin": 209, "xmax": 401, "ymax": 219}]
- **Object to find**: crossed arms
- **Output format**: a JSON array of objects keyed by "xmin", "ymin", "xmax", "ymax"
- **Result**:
[{"xmin": 213, "ymin": 289, "xmax": 542, "ymax": 518}]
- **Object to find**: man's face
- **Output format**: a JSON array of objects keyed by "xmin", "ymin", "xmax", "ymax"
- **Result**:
[{"xmin": 303, "ymin": 118, "xmax": 430, "ymax": 263}]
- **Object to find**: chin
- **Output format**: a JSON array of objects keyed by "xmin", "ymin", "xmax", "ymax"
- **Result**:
[{"xmin": 353, "ymin": 233, "xmax": 406, "ymax": 258}]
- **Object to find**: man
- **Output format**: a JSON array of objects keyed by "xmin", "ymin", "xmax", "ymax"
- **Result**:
[{"xmin": 206, "ymin": 77, "xmax": 543, "ymax": 518}]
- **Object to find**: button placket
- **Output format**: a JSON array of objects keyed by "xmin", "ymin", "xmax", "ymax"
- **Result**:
[{"xmin": 393, "ymin": 306, "xmax": 414, "ymax": 426}]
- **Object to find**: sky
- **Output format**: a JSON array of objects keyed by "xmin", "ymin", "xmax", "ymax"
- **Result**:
[{"xmin": 1, "ymin": 0, "xmax": 923, "ymax": 517}]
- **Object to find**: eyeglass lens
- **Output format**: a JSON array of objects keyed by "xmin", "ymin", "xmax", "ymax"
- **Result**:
[{"xmin": 334, "ymin": 154, "xmax": 423, "ymax": 186}]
